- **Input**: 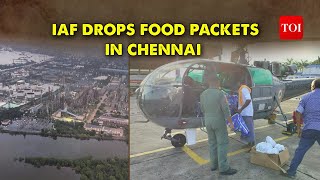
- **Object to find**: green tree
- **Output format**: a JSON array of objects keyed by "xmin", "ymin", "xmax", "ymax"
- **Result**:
[
  {"xmin": 96, "ymin": 172, "xmax": 105, "ymax": 180},
  {"xmin": 96, "ymin": 164, "xmax": 105, "ymax": 171},
  {"xmin": 300, "ymin": 59, "xmax": 309, "ymax": 68},
  {"xmin": 109, "ymin": 176, "xmax": 117, "ymax": 180},
  {"xmin": 293, "ymin": 60, "xmax": 303, "ymax": 71},
  {"xmin": 80, "ymin": 175, "xmax": 89, "ymax": 180},
  {"xmin": 284, "ymin": 58, "xmax": 294, "ymax": 66},
  {"xmin": 311, "ymin": 57, "xmax": 320, "ymax": 64}
]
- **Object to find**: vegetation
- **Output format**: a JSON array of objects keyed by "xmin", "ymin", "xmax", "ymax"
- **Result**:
[
  {"xmin": 284, "ymin": 57, "xmax": 320, "ymax": 71},
  {"xmin": 21, "ymin": 156, "xmax": 128, "ymax": 180},
  {"xmin": 99, "ymin": 103, "xmax": 106, "ymax": 110},
  {"xmin": 0, "ymin": 120, "xmax": 124, "ymax": 141},
  {"xmin": 45, "ymin": 121, "xmax": 119, "ymax": 141},
  {"xmin": 49, "ymin": 121, "xmax": 96, "ymax": 139},
  {"xmin": 0, "ymin": 108, "xmax": 23, "ymax": 121},
  {"xmin": 94, "ymin": 110, "xmax": 103, "ymax": 119}
]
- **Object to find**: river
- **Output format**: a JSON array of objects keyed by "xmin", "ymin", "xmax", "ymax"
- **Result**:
[{"xmin": 0, "ymin": 133, "xmax": 128, "ymax": 180}]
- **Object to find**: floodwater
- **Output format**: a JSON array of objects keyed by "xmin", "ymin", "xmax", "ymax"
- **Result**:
[
  {"xmin": 0, "ymin": 48, "xmax": 52, "ymax": 65},
  {"xmin": 0, "ymin": 133, "xmax": 128, "ymax": 180}
]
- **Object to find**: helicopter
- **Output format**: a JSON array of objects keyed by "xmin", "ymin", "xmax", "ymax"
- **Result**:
[{"xmin": 135, "ymin": 59, "xmax": 314, "ymax": 147}]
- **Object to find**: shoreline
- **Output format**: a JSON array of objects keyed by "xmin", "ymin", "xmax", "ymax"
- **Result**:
[
  {"xmin": 0, "ymin": 129, "xmax": 127, "ymax": 142},
  {"xmin": 19, "ymin": 156, "xmax": 128, "ymax": 180}
]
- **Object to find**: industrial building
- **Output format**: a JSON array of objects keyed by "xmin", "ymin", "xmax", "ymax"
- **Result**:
[
  {"xmin": 84, "ymin": 124, "xmax": 124, "ymax": 137},
  {"xmin": 97, "ymin": 114, "xmax": 129, "ymax": 126},
  {"xmin": 0, "ymin": 80, "xmax": 60, "ymax": 109}
]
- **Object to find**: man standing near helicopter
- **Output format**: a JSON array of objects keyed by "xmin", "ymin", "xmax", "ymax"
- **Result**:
[
  {"xmin": 200, "ymin": 74, "xmax": 237, "ymax": 175},
  {"xmin": 236, "ymin": 80, "xmax": 255, "ymax": 147}
]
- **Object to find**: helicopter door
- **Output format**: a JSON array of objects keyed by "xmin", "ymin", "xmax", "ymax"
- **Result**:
[
  {"xmin": 248, "ymin": 67, "xmax": 274, "ymax": 119},
  {"xmin": 251, "ymin": 86, "xmax": 274, "ymax": 119},
  {"xmin": 181, "ymin": 63, "xmax": 207, "ymax": 118}
]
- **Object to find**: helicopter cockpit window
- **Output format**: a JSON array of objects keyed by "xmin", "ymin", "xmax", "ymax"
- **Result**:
[
  {"xmin": 187, "ymin": 69, "xmax": 204, "ymax": 83},
  {"xmin": 139, "ymin": 61, "xmax": 193, "ymax": 119},
  {"xmin": 144, "ymin": 63, "xmax": 191, "ymax": 86}
]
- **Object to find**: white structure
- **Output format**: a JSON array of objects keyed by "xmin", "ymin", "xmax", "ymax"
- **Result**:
[
  {"xmin": 26, "ymin": 92, "xmax": 35, "ymax": 100},
  {"xmin": 16, "ymin": 90, "xmax": 25, "ymax": 99},
  {"xmin": 24, "ymin": 88, "xmax": 32, "ymax": 94},
  {"xmin": 33, "ymin": 89, "xmax": 42, "ymax": 98}
]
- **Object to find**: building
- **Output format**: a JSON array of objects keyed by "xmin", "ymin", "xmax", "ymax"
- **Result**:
[
  {"xmin": 84, "ymin": 124, "xmax": 124, "ymax": 137},
  {"xmin": 285, "ymin": 65, "xmax": 320, "ymax": 80},
  {"xmin": 97, "ymin": 115, "xmax": 129, "ymax": 126}
]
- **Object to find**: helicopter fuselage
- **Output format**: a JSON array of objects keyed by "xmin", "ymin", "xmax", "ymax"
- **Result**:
[{"xmin": 136, "ymin": 59, "xmax": 313, "ymax": 129}]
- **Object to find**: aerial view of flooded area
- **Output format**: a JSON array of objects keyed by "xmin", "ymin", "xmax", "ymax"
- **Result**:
[{"xmin": 0, "ymin": 42, "xmax": 129, "ymax": 180}]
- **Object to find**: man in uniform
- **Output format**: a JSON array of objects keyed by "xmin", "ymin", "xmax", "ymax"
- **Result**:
[{"xmin": 200, "ymin": 74, "xmax": 237, "ymax": 175}]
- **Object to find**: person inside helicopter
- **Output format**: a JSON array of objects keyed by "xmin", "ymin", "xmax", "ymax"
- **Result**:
[{"xmin": 182, "ymin": 76, "xmax": 202, "ymax": 117}]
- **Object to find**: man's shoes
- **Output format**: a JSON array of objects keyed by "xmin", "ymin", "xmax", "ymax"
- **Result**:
[
  {"xmin": 248, "ymin": 142, "xmax": 255, "ymax": 147},
  {"xmin": 280, "ymin": 171, "xmax": 296, "ymax": 179},
  {"xmin": 210, "ymin": 167, "xmax": 217, "ymax": 171},
  {"xmin": 243, "ymin": 142, "xmax": 255, "ymax": 153},
  {"xmin": 220, "ymin": 168, "xmax": 237, "ymax": 175}
]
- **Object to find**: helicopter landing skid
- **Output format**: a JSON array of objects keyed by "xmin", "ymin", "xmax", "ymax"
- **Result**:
[{"xmin": 161, "ymin": 128, "xmax": 186, "ymax": 148}]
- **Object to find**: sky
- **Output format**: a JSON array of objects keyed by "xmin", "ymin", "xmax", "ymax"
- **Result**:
[{"xmin": 216, "ymin": 41, "xmax": 320, "ymax": 64}]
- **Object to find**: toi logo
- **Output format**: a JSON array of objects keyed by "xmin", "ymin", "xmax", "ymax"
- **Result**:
[{"xmin": 279, "ymin": 16, "xmax": 303, "ymax": 40}]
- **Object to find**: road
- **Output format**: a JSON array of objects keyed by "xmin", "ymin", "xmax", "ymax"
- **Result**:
[{"xmin": 86, "ymin": 92, "xmax": 108, "ymax": 123}]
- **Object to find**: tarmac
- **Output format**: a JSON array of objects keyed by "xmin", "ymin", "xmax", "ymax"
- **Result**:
[{"xmin": 130, "ymin": 96, "xmax": 320, "ymax": 180}]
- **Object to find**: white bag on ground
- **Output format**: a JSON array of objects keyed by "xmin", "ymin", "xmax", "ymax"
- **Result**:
[
  {"xmin": 256, "ymin": 142, "xmax": 273, "ymax": 153},
  {"xmin": 266, "ymin": 136, "xmax": 276, "ymax": 147},
  {"xmin": 274, "ymin": 144, "xmax": 285, "ymax": 152},
  {"xmin": 267, "ymin": 147, "xmax": 280, "ymax": 154}
]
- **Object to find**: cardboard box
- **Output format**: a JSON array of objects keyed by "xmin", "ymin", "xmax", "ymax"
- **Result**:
[{"xmin": 250, "ymin": 146, "xmax": 290, "ymax": 171}]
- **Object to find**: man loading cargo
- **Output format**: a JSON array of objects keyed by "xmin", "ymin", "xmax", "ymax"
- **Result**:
[
  {"xmin": 236, "ymin": 81, "xmax": 255, "ymax": 147},
  {"xmin": 283, "ymin": 78, "xmax": 320, "ymax": 178}
]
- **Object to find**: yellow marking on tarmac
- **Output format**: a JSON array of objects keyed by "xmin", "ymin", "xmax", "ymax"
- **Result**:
[
  {"xmin": 141, "ymin": 136, "xmax": 291, "ymax": 165},
  {"xmin": 130, "ymin": 117, "xmax": 293, "ymax": 159},
  {"xmin": 182, "ymin": 146, "xmax": 209, "ymax": 165},
  {"xmin": 190, "ymin": 131, "xmax": 292, "ymax": 160},
  {"xmin": 227, "ymin": 147, "xmax": 251, "ymax": 157},
  {"xmin": 181, "ymin": 135, "xmax": 288, "ymax": 164},
  {"xmin": 274, "ymin": 136, "xmax": 290, "ymax": 142},
  {"xmin": 130, "ymin": 146, "xmax": 175, "ymax": 158},
  {"xmin": 182, "ymin": 135, "xmax": 292, "ymax": 165}
]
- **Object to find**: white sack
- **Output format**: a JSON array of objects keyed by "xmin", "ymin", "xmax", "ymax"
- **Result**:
[
  {"xmin": 267, "ymin": 148, "xmax": 280, "ymax": 154},
  {"xmin": 256, "ymin": 142, "xmax": 273, "ymax": 153},
  {"xmin": 266, "ymin": 136, "xmax": 277, "ymax": 147},
  {"xmin": 274, "ymin": 144, "xmax": 285, "ymax": 152}
]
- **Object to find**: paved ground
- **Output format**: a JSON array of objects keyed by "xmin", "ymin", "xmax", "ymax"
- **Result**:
[
  {"xmin": 86, "ymin": 92, "xmax": 108, "ymax": 123},
  {"xmin": 130, "ymin": 96, "xmax": 320, "ymax": 180}
]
